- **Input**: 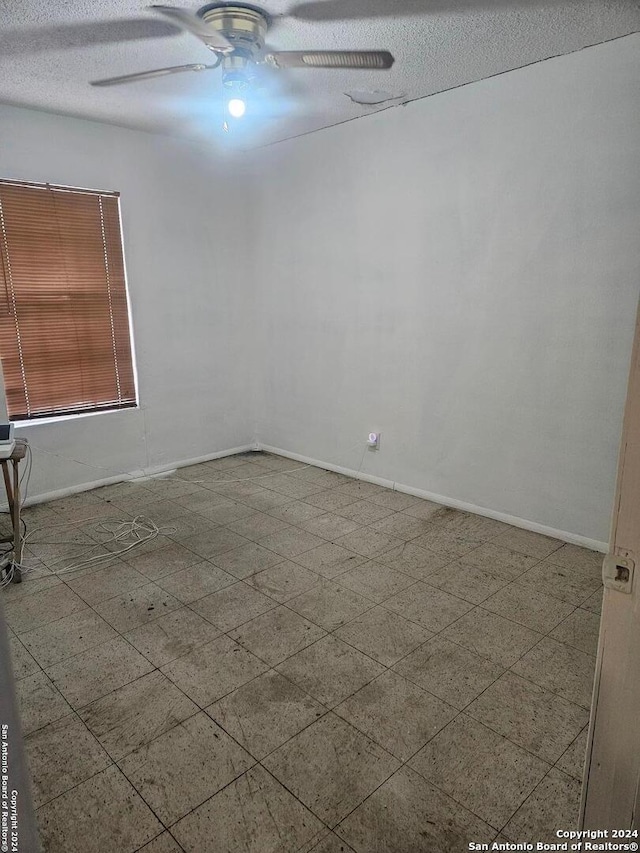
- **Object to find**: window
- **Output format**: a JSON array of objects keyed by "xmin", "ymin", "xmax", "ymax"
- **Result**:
[{"xmin": 0, "ymin": 179, "xmax": 137, "ymax": 421}]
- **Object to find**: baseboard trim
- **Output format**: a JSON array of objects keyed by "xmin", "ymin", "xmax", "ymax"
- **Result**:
[
  {"xmin": 258, "ymin": 443, "xmax": 608, "ymax": 553},
  {"xmin": 20, "ymin": 440, "xmax": 608, "ymax": 553},
  {"xmin": 20, "ymin": 444, "xmax": 256, "ymax": 508}
]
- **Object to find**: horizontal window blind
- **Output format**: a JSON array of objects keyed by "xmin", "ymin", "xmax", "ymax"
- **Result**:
[{"xmin": 0, "ymin": 179, "xmax": 137, "ymax": 421}]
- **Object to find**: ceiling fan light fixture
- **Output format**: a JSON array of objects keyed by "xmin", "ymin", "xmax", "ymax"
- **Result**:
[
  {"xmin": 222, "ymin": 62, "xmax": 249, "ymax": 119},
  {"xmin": 227, "ymin": 97, "xmax": 246, "ymax": 118}
]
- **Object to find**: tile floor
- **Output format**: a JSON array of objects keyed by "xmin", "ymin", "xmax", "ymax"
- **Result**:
[{"xmin": 2, "ymin": 451, "xmax": 603, "ymax": 852}]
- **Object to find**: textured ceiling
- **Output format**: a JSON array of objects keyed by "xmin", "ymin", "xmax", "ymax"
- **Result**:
[{"xmin": 1, "ymin": 0, "xmax": 639, "ymax": 148}]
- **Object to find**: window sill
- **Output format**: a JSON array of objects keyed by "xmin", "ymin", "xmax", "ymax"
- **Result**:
[{"xmin": 13, "ymin": 405, "xmax": 140, "ymax": 429}]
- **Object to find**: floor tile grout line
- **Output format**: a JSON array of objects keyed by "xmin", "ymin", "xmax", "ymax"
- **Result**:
[
  {"xmin": 26, "ymin": 681, "xmax": 131, "ymax": 813},
  {"xmin": 277, "ymin": 595, "xmax": 392, "ymax": 649},
  {"xmin": 124, "ymin": 710, "xmax": 332, "ymax": 841},
  {"xmin": 255, "ymin": 761, "xmax": 347, "ymax": 837},
  {"xmin": 10, "ymin": 452, "xmax": 596, "ymax": 849},
  {"xmin": 441, "ymin": 639, "xmax": 588, "ymax": 751},
  {"xmin": 110, "ymin": 760, "xmax": 176, "ymax": 839},
  {"xmin": 131, "ymin": 473, "xmax": 572, "ymax": 555},
  {"xmin": 395, "ymin": 632, "xmax": 592, "ymax": 717},
  {"xmin": 550, "ymin": 721, "xmax": 590, "ymax": 780},
  {"xmin": 15, "ymin": 608, "xmax": 124, "ymax": 671},
  {"xmin": 132, "ymin": 828, "xmax": 185, "ymax": 853},
  {"xmin": 497, "ymin": 764, "xmax": 579, "ymax": 840},
  {"xmin": 8, "ymin": 549, "xmax": 597, "ymax": 730},
  {"xmin": 88, "ymin": 633, "xmax": 345, "ymax": 837},
  {"xmin": 390, "ymin": 607, "xmax": 592, "ymax": 716},
  {"xmin": 31, "ymin": 664, "xmax": 283, "ymax": 831},
  {"xmin": 369, "ymin": 575, "xmax": 596, "ymax": 667},
  {"xmin": 112, "ymin": 726, "xmax": 259, "ymax": 833},
  {"xmin": 289, "ymin": 530, "xmax": 598, "ymax": 614},
  {"xmin": 365, "ymin": 588, "xmax": 593, "ymax": 763},
  {"xmin": 38, "ymin": 631, "xmax": 176, "ymax": 718},
  {"xmin": 224, "ymin": 584, "xmax": 585, "ymax": 780},
  {"xmin": 197, "ymin": 581, "xmax": 586, "ymax": 804},
  {"xmin": 192, "ymin": 626, "xmax": 425, "ymax": 774},
  {"xmin": 317, "ymin": 642, "xmax": 582, "ymax": 844},
  {"xmin": 373, "ymin": 594, "xmax": 546, "ymax": 667},
  {"xmin": 33, "ymin": 759, "xmax": 117, "ymax": 814},
  {"xmin": 329, "ymin": 752, "xmax": 493, "ymax": 845},
  {"xmin": 19, "ymin": 674, "xmax": 76, "ymax": 740},
  {"xmin": 396, "ymin": 705, "xmax": 556, "ymax": 833},
  {"xmin": 6, "ymin": 492, "xmax": 595, "ymax": 618},
  {"xmin": 19, "ymin": 468, "xmax": 570, "ymax": 555},
  {"xmin": 170, "ymin": 522, "xmax": 333, "ymax": 569},
  {"xmin": 32, "ymin": 695, "xmax": 282, "ymax": 845},
  {"xmin": 16, "ymin": 534, "xmax": 593, "ymax": 736},
  {"xmin": 398, "ymin": 745, "xmax": 546, "ymax": 837}
]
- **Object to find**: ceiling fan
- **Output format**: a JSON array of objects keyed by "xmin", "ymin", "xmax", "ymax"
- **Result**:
[{"xmin": 91, "ymin": 3, "xmax": 394, "ymax": 120}]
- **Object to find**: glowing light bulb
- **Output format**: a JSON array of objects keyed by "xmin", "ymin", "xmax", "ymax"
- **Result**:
[{"xmin": 227, "ymin": 98, "xmax": 246, "ymax": 118}]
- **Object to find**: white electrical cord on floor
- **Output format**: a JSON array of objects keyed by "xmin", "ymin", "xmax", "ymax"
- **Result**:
[
  {"xmin": 0, "ymin": 515, "xmax": 176, "ymax": 587},
  {"xmin": 0, "ymin": 438, "xmax": 371, "ymax": 588}
]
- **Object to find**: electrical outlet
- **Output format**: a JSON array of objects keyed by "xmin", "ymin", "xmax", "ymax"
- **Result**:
[{"xmin": 367, "ymin": 432, "xmax": 380, "ymax": 449}]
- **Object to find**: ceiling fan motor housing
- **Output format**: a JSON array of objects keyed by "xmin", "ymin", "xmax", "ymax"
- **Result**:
[
  {"xmin": 199, "ymin": 5, "xmax": 268, "ymax": 90},
  {"xmin": 198, "ymin": 4, "xmax": 268, "ymax": 57}
]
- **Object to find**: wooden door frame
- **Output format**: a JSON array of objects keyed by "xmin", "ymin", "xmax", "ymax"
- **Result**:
[{"xmin": 581, "ymin": 294, "xmax": 640, "ymax": 829}]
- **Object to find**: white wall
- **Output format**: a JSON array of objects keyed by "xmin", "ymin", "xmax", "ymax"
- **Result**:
[
  {"xmin": 0, "ymin": 105, "xmax": 257, "ymax": 498},
  {"xmin": 252, "ymin": 35, "xmax": 640, "ymax": 544},
  {"xmin": 2, "ymin": 35, "xmax": 638, "ymax": 542}
]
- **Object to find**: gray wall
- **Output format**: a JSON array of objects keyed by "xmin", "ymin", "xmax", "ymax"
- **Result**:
[
  {"xmin": 252, "ymin": 35, "xmax": 640, "ymax": 544},
  {"xmin": 0, "ymin": 104, "xmax": 257, "ymax": 498}
]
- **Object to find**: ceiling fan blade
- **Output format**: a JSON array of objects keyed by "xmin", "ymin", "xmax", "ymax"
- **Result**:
[
  {"xmin": 149, "ymin": 5, "xmax": 233, "ymax": 52},
  {"xmin": 264, "ymin": 50, "xmax": 394, "ymax": 69},
  {"xmin": 289, "ymin": 0, "xmax": 537, "ymax": 20},
  {"xmin": 90, "ymin": 62, "xmax": 217, "ymax": 87},
  {"xmin": 0, "ymin": 19, "xmax": 179, "ymax": 57}
]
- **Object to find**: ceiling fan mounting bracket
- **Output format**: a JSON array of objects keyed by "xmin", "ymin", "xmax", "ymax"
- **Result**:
[{"xmin": 197, "ymin": 4, "xmax": 268, "ymax": 57}]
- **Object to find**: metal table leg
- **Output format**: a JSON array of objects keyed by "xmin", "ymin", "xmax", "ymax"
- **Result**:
[
  {"xmin": 1, "ymin": 458, "xmax": 22, "ymax": 583},
  {"xmin": 12, "ymin": 459, "xmax": 21, "ymax": 582}
]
